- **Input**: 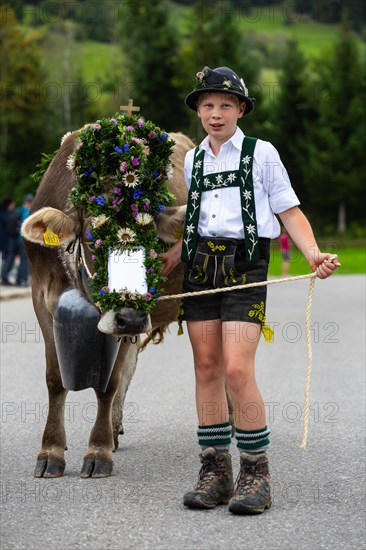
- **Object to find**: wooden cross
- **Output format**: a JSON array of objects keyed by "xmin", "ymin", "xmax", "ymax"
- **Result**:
[{"xmin": 120, "ymin": 99, "xmax": 140, "ymax": 116}]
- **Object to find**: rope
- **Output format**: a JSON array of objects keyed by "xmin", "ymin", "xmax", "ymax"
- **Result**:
[{"xmin": 158, "ymin": 254, "xmax": 338, "ymax": 450}]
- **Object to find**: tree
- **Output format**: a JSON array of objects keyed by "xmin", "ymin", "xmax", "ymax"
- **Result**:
[
  {"xmin": 117, "ymin": 0, "xmax": 186, "ymax": 132},
  {"xmin": 0, "ymin": 5, "xmax": 47, "ymax": 198},
  {"xmin": 303, "ymin": 14, "xmax": 366, "ymax": 233},
  {"xmin": 269, "ymin": 38, "xmax": 310, "ymax": 209}
]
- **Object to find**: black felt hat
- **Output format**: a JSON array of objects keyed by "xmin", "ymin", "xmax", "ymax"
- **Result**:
[{"xmin": 185, "ymin": 66, "xmax": 255, "ymax": 115}]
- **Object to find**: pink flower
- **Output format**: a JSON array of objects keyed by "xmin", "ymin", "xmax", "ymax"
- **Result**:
[
  {"xmin": 137, "ymin": 119, "xmax": 144, "ymax": 128},
  {"xmin": 148, "ymin": 249, "xmax": 158, "ymax": 258},
  {"xmin": 148, "ymin": 131, "xmax": 157, "ymax": 139},
  {"xmin": 131, "ymin": 137, "xmax": 141, "ymax": 144},
  {"xmin": 76, "ymin": 142, "xmax": 83, "ymax": 150},
  {"xmin": 88, "ymin": 196, "xmax": 96, "ymax": 201},
  {"xmin": 120, "ymin": 161, "xmax": 128, "ymax": 173},
  {"xmin": 109, "ymin": 118, "xmax": 118, "ymax": 125},
  {"xmin": 92, "ymin": 123, "xmax": 102, "ymax": 130},
  {"xmin": 143, "ymin": 202, "xmax": 150, "ymax": 211},
  {"xmin": 143, "ymin": 292, "xmax": 153, "ymax": 302},
  {"xmin": 113, "ymin": 187, "xmax": 121, "ymax": 195},
  {"xmin": 126, "ymin": 125, "xmax": 135, "ymax": 131},
  {"xmin": 147, "ymin": 268, "xmax": 156, "ymax": 274},
  {"xmin": 95, "ymin": 239, "xmax": 103, "ymax": 248},
  {"xmin": 131, "ymin": 203, "xmax": 139, "ymax": 211},
  {"xmin": 131, "ymin": 157, "xmax": 140, "ymax": 166},
  {"xmin": 91, "ymin": 255, "xmax": 96, "ymax": 261},
  {"xmin": 196, "ymin": 71, "xmax": 205, "ymax": 79}
]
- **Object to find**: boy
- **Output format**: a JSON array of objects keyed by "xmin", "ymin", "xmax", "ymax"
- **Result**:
[{"xmin": 161, "ymin": 66, "xmax": 340, "ymax": 514}]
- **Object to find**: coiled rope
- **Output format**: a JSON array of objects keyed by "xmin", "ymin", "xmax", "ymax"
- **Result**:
[{"xmin": 158, "ymin": 255, "xmax": 338, "ymax": 450}]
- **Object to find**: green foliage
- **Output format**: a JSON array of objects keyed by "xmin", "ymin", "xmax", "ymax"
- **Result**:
[
  {"xmin": 30, "ymin": 150, "xmax": 58, "ymax": 185},
  {"xmin": 270, "ymin": 38, "xmax": 310, "ymax": 205},
  {"xmin": 0, "ymin": 5, "xmax": 47, "ymax": 199},
  {"xmin": 68, "ymin": 113, "xmax": 176, "ymax": 313},
  {"xmin": 302, "ymin": 14, "xmax": 366, "ymax": 232}
]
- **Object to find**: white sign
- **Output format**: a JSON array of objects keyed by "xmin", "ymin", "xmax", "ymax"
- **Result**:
[{"xmin": 108, "ymin": 247, "xmax": 148, "ymax": 294}]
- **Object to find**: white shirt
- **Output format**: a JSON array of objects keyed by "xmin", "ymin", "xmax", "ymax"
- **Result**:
[{"xmin": 183, "ymin": 127, "xmax": 300, "ymax": 239}]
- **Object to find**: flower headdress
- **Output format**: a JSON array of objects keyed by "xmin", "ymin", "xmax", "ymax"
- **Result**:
[{"xmin": 68, "ymin": 113, "xmax": 175, "ymax": 313}]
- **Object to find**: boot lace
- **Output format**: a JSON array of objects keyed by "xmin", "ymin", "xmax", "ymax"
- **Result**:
[
  {"xmin": 195, "ymin": 456, "xmax": 227, "ymax": 491},
  {"xmin": 235, "ymin": 462, "xmax": 266, "ymax": 495}
]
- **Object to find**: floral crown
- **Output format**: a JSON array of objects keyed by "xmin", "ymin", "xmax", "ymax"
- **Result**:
[{"xmin": 67, "ymin": 113, "xmax": 175, "ymax": 314}]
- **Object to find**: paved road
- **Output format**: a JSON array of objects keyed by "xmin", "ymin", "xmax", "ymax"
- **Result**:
[{"xmin": 1, "ymin": 276, "xmax": 365, "ymax": 550}]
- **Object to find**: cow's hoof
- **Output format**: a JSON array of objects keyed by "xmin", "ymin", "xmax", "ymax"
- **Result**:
[
  {"xmin": 80, "ymin": 457, "xmax": 113, "ymax": 478},
  {"xmin": 34, "ymin": 456, "xmax": 65, "ymax": 478}
]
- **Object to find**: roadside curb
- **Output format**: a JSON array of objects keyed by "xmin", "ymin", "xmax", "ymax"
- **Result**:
[{"xmin": 0, "ymin": 286, "xmax": 32, "ymax": 301}]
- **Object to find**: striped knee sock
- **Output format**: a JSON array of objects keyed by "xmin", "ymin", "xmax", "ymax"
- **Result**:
[
  {"xmin": 197, "ymin": 422, "xmax": 232, "ymax": 450},
  {"xmin": 235, "ymin": 426, "xmax": 270, "ymax": 452}
]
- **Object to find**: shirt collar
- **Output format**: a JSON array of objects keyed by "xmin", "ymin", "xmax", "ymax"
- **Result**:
[{"xmin": 200, "ymin": 126, "xmax": 245, "ymax": 154}]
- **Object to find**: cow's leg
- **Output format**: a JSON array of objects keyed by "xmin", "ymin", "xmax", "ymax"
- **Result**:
[
  {"xmin": 112, "ymin": 338, "xmax": 139, "ymax": 450},
  {"xmin": 34, "ymin": 344, "xmax": 68, "ymax": 478},
  {"xmin": 80, "ymin": 339, "xmax": 136, "ymax": 478}
]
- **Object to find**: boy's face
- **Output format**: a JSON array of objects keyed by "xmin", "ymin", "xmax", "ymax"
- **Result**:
[{"xmin": 197, "ymin": 92, "xmax": 245, "ymax": 145}]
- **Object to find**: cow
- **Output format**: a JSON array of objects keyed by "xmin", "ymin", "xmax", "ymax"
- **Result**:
[{"xmin": 21, "ymin": 130, "xmax": 194, "ymax": 479}]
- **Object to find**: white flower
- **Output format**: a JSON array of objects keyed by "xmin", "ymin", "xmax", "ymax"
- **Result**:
[
  {"xmin": 203, "ymin": 177, "xmax": 210, "ymax": 187},
  {"xmin": 166, "ymin": 163, "xmax": 174, "ymax": 181},
  {"xmin": 246, "ymin": 224, "xmax": 256, "ymax": 235},
  {"xmin": 242, "ymin": 155, "xmax": 251, "ymax": 165},
  {"xmin": 66, "ymin": 155, "xmax": 76, "ymax": 171},
  {"xmin": 122, "ymin": 171, "xmax": 140, "ymax": 188},
  {"xmin": 194, "ymin": 160, "xmax": 202, "ymax": 169},
  {"xmin": 223, "ymin": 79, "xmax": 232, "ymax": 88},
  {"xmin": 135, "ymin": 213, "xmax": 153, "ymax": 226},
  {"xmin": 191, "ymin": 190, "xmax": 199, "ymax": 201},
  {"xmin": 117, "ymin": 227, "xmax": 136, "ymax": 244},
  {"xmin": 243, "ymin": 190, "xmax": 252, "ymax": 200},
  {"xmin": 227, "ymin": 173, "xmax": 236, "ymax": 183},
  {"xmin": 61, "ymin": 131, "xmax": 72, "ymax": 146},
  {"xmin": 91, "ymin": 214, "xmax": 109, "ymax": 229},
  {"xmin": 215, "ymin": 174, "xmax": 223, "ymax": 184},
  {"xmin": 186, "ymin": 223, "xmax": 195, "ymax": 234}
]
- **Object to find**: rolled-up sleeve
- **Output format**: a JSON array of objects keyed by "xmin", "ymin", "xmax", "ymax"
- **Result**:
[{"xmin": 255, "ymin": 141, "xmax": 300, "ymax": 214}]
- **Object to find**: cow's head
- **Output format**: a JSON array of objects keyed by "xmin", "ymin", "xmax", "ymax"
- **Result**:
[{"xmin": 21, "ymin": 204, "xmax": 187, "ymax": 336}]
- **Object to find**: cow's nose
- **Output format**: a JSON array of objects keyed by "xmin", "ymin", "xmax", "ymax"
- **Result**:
[{"xmin": 115, "ymin": 312, "xmax": 147, "ymax": 334}]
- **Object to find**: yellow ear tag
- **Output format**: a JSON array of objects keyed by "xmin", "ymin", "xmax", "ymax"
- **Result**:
[{"xmin": 43, "ymin": 228, "xmax": 60, "ymax": 246}]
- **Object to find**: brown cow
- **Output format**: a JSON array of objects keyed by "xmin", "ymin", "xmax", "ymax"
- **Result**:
[{"xmin": 21, "ymin": 131, "xmax": 194, "ymax": 478}]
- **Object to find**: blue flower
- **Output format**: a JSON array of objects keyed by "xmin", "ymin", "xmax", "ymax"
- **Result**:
[
  {"xmin": 85, "ymin": 231, "xmax": 94, "ymax": 241},
  {"xmin": 83, "ymin": 167, "xmax": 93, "ymax": 177},
  {"xmin": 114, "ymin": 146, "xmax": 123, "ymax": 154},
  {"xmin": 123, "ymin": 144, "xmax": 130, "ymax": 152},
  {"xmin": 132, "ymin": 188, "xmax": 143, "ymax": 199},
  {"xmin": 161, "ymin": 133, "xmax": 167, "ymax": 141},
  {"xmin": 96, "ymin": 195, "xmax": 106, "ymax": 206},
  {"xmin": 149, "ymin": 287, "xmax": 156, "ymax": 294},
  {"xmin": 153, "ymin": 171, "xmax": 160, "ymax": 178},
  {"xmin": 157, "ymin": 204, "xmax": 166, "ymax": 213}
]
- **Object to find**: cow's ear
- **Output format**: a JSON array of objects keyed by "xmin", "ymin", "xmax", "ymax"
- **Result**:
[
  {"xmin": 156, "ymin": 205, "xmax": 187, "ymax": 243},
  {"xmin": 21, "ymin": 207, "xmax": 78, "ymax": 247}
]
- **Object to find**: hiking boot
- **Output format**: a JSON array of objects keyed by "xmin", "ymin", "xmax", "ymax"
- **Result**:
[
  {"xmin": 183, "ymin": 447, "xmax": 234, "ymax": 509},
  {"xmin": 229, "ymin": 452, "xmax": 272, "ymax": 515}
]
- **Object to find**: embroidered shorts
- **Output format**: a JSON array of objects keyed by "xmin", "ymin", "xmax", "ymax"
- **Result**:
[{"xmin": 180, "ymin": 236, "xmax": 270, "ymax": 323}]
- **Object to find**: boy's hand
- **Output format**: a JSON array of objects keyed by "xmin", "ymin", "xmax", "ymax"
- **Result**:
[
  {"xmin": 311, "ymin": 253, "xmax": 341, "ymax": 279},
  {"xmin": 160, "ymin": 238, "xmax": 183, "ymax": 277}
]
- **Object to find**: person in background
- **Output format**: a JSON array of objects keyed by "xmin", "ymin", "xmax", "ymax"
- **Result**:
[
  {"xmin": 0, "ymin": 197, "xmax": 17, "ymax": 284},
  {"xmin": 1, "ymin": 193, "xmax": 34, "ymax": 286},
  {"xmin": 278, "ymin": 227, "xmax": 291, "ymax": 276}
]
